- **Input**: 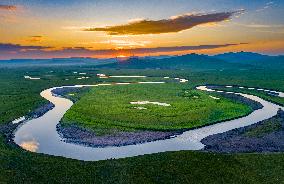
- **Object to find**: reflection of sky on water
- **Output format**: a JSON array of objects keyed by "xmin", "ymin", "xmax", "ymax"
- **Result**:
[{"xmin": 20, "ymin": 140, "xmax": 39, "ymax": 152}]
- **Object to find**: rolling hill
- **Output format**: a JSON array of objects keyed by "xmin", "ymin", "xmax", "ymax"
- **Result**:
[
  {"xmin": 98, "ymin": 54, "xmax": 252, "ymax": 71},
  {"xmin": 214, "ymin": 52, "xmax": 284, "ymax": 69}
]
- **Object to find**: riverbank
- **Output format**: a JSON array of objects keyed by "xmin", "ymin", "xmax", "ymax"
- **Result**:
[
  {"xmin": 202, "ymin": 110, "xmax": 284, "ymax": 153},
  {"xmin": 207, "ymin": 84, "xmax": 284, "ymax": 106},
  {"xmin": 57, "ymin": 124, "xmax": 179, "ymax": 147},
  {"xmin": 1, "ymin": 102, "xmax": 54, "ymax": 147},
  {"xmin": 218, "ymin": 92, "xmax": 263, "ymax": 110}
]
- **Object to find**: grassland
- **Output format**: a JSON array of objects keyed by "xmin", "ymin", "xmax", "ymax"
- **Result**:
[
  {"xmin": 61, "ymin": 83, "xmax": 251, "ymax": 135},
  {"xmin": 0, "ymin": 67, "xmax": 169, "ymax": 124},
  {"xmin": 1, "ymin": 63, "xmax": 284, "ymax": 183},
  {"xmin": 1, "ymin": 138, "xmax": 284, "ymax": 183}
]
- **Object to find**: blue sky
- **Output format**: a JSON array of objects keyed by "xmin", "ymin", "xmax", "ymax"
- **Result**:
[{"xmin": 3, "ymin": 0, "xmax": 283, "ymax": 23}]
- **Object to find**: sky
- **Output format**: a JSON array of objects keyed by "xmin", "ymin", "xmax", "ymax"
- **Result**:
[{"xmin": 0, "ymin": 0, "xmax": 284, "ymax": 59}]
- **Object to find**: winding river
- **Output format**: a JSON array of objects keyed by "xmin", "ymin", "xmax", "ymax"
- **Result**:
[{"xmin": 13, "ymin": 81, "xmax": 284, "ymax": 161}]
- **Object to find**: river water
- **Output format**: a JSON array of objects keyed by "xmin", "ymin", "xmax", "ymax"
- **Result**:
[{"xmin": 14, "ymin": 84, "xmax": 283, "ymax": 161}]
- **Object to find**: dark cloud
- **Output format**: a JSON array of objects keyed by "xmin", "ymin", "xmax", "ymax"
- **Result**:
[
  {"xmin": 84, "ymin": 11, "xmax": 243, "ymax": 35},
  {"xmin": 123, "ymin": 43, "xmax": 247, "ymax": 54},
  {"xmin": 26, "ymin": 36, "xmax": 44, "ymax": 43},
  {"xmin": 0, "ymin": 4, "xmax": 17, "ymax": 10},
  {"xmin": 0, "ymin": 42, "xmax": 246, "ymax": 59},
  {"xmin": 30, "ymin": 36, "xmax": 43, "ymax": 38},
  {"xmin": 26, "ymin": 43, "xmax": 247, "ymax": 55},
  {"xmin": 0, "ymin": 43, "xmax": 52, "ymax": 52}
]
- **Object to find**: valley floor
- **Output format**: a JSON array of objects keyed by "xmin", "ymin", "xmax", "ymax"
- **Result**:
[{"xmin": 1, "ymin": 65, "xmax": 284, "ymax": 183}]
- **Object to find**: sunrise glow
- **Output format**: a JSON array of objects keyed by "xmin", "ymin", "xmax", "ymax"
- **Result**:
[{"xmin": 0, "ymin": 1, "xmax": 283, "ymax": 59}]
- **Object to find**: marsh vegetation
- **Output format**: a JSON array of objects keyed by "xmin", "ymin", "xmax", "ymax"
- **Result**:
[{"xmin": 1, "ymin": 59, "xmax": 284, "ymax": 183}]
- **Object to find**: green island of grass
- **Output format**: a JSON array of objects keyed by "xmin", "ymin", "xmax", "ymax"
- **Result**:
[{"xmin": 61, "ymin": 83, "xmax": 252, "ymax": 135}]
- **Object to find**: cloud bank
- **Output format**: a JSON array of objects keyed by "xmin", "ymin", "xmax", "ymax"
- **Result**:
[
  {"xmin": 125, "ymin": 43, "xmax": 247, "ymax": 54},
  {"xmin": 0, "ymin": 43, "xmax": 52, "ymax": 52},
  {"xmin": 0, "ymin": 42, "xmax": 246, "ymax": 59},
  {"xmin": 84, "ymin": 11, "xmax": 243, "ymax": 35}
]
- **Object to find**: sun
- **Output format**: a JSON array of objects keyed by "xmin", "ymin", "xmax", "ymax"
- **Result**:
[
  {"xmin": 116, "ymin": 54, "xmax": 130, "ymax": 62},
  {"xmin": 116, "ymin": 55, "xmax": 127, "ymax": 58}
]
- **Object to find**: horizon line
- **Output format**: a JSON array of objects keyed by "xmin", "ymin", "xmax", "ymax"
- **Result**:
[{"xmin": 0, "ymin": 51, "xmax": 283, "ymax": 61}]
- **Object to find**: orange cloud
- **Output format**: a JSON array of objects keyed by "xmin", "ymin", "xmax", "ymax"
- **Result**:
[
  {"xmin": 97, "ymin": 40, "xmax": 151, "ymax": 48},
  {"xmin": 0, "ymin": 4, "xmax": 17, "ymax": 11},
  {"xmin": 84, "ymin": 11, "xmax": 244, "ymax": 35},
  {"xmin": 0, "ymin": 42, "xmax": 247, "ymax": 59}
]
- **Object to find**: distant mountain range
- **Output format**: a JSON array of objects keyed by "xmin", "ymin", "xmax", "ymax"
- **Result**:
[
  {"xmin": 213, "ymin": 51, "xmax": 284, "ymax": 69},
  {"xmin": 213, "ymin": 51, "xmax": 270, "ymax": 62},
  {"xmin": 98, "ymin": 53, "xmax": 253, "ymax": 71},
  {"xmin": 98, "ymin": 52, "xmax": 284, "ymax": 70},
  {"xmin": 1, "ymin": 52, "xmax": 283, "ymax": 70}
]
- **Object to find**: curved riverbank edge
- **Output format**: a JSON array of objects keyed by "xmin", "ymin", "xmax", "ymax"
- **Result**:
[
  {"xmin": 206, "ymin": 84, "xmax": 284, "ymax": 106},
  {"xmin": 57, "ymin": 124, "xmax": 179, "ymax": 148},
  {"xmin": 54, "ymin": 86, "xmax": 262, "ymax": 148},
  {"xmin": 13, "ymin": 83, "xmax": 283, "ymax": 161},
  {"xmin": 201, "ymin": 109, "xmax": 284, "ymax": 153},
  {"xmin": 2, "ymin": 102, "xmax": 54, "ymax": 148}
]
